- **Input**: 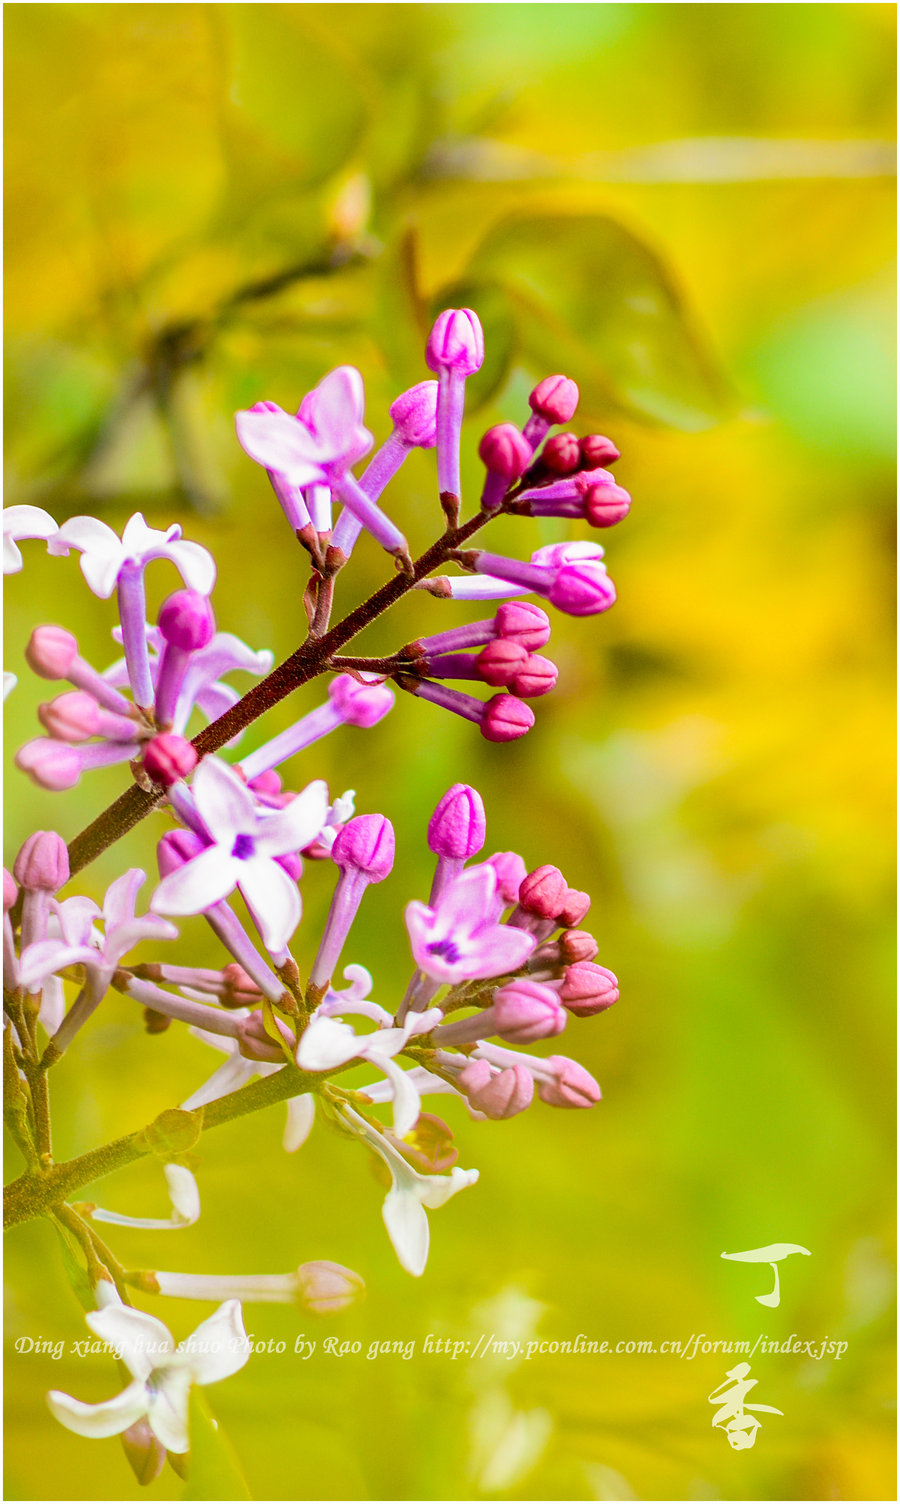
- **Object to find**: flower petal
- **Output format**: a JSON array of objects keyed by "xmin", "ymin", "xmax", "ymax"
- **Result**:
[
  {"xmin": 167, "ymin": 539, "xmax": 216, "ymax": 595},
  {"xmin": 146, "ymin": 1367, "xmax": 192, "ymax": 1453},
  {"xmin": 47, "ymin": 1379, "xmax": 148, "ymax": 1439},
  {"xmin": 235, "ymin": 407, "xmax": 325, "ymax": 486},
  {"xmin": 18, "ymin": 940, "xmax": 98, "ymax": 993},
  {"xmin": 295, "ymin": 1015, "xmax": 359, "ymax": 1072},
  {"xmin": 382, "ymin": 1186, "xmax": 430, "ymax": 1277},
  {"xmin": 86, "ymin": 1306, "xmax": 175, "ymax": 1382},
  {"xmin": 102, "ymin": 868, "xmax": 145, "ymax": 930},
  {"xmin": 192, "ymin": 758, "xmax": 257, "ymax": 845},
  {"xmin": 379, "ymin": 1057, "xmax": 421, "ymax": 1139},
  {"xmin": 178, "ymin": 1300, "xmax": 251, "ymax": 1385},
  {"xmin": 152, "ymin": 848, "xmax": 241, "ymax": 917},
  {"xmin": 283, "ymin": 1093, "xmax": 315, "ymax": 1152},
  {"xmin": 253, "ymin": 779, "xmax": 329, "ymax": 858},
  {"xmin": 238, "ymin": 857, "xmax": 300, "ymax": 954}
]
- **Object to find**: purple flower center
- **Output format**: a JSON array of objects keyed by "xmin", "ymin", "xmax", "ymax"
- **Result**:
[
  {"xmin": 232, "ymin": 833, "xmax": 256, "ymax": 861},
  {"xmin": 427, "ymin": 938, "xmax": 462, "ymax": 964}
]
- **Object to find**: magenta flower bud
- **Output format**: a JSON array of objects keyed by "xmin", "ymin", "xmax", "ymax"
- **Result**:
[
  {"xmin": 518, "ymin": 865, "xmax": 568, "ymax": 919},
  {"xmin": 333, "ymin": 814, "xmax": 395, "ymax": 881},
  {"xmin": 296, "ymin": 1260, "xmax": 365, "ymax": 1315},
  {"xmin": 15, "ymin": 739, "xmax": 82, "ymax": 790},
  {"xmin": 558, "ymin": 889, "xmax": 591, "ymax": 927},
  {"xmin": 580, "ymin": 434, "xmax": 621, "ymax": 468},
  {"xmin": 142, "ymin": 733, "xmax": 198, "ymax": 787},
  {"xmin": 458, "ymin": 1059, "xmax": 534, "ymax": 1119},
  {"xmin": 158, "ymin": 589, "xmax": 216, "ymax": 651},
  {"xmin": 559, "ymin": 961, "xmax": 619, "ymax": 1017},
  {"xmin": 389, "ymin": 380, "xmax": 439, "ymax": 448},
  {"xmin": 327, "ymin": 674, "xmax": 395, "ymax": 728},
  {"xmin": 548, "ymin": 561, "xmax": 617, "ymax": 617},
  {"xmin": 25, "ymin": 625, "xmax": 78, "ymax": 680},
  {"xmin": 509, "ymin": 653, "xmax": 557, "ymax": 699},
  {"xmin": 121, "ymin": 1419, "xmax": 166, "ymax": 1487},
  {"xmin": 491, "ymin": 979, "xmax": 567, "ymax": 1044},
  {"xmin": 486, "ymin": 851, "xmax": 527, "ymax": 905},
  {"xmin": 494, "ymin": 601, "xmax": 551, "ymax": 651},
  {"xmin": 237, "ymin": 1010, "xmax": 294, "ymax": 1063},
  {"xmin": 560, "ymin": 928, "xmax": 599, "ymax": 965},
  {"xmin": 3, "ymin": 869, "xmax": 17, "ymax": 912},
  {"xmin": 542, "ymin": 432, "xmax": 582, "ymax": 475},
  {"xmin": 529, "ymin": 375, "xmax": 579, "ymax": 425},
  {"xmin": 277, "ymin": 850, "xmax": 304, "ymax": 882},
  {"xmin": 425, "ymin": 308, "xmax": 484, "ymax": 377},
  {"xmin": 428, "ymin": 784, "xmax": 486, "ymax": 860},
  {"xmin": 157, "ymin": 828, "xmax": 206, "ymax": 878},
  {"xmin": 38, "ymin": 691, "xmax": 101, "ymax": 742},
  {"xmin": 480, "ymin": 694, "xmax": 534, "ymax": 743},
  {"xmin": 14, "ymin": 831, "xmax": 69, "ymax": 892},
  {"xmin": 585, "ymin": 481, "xmax": 632, "ymax": 529},
  {"xmin": 248, "ymin": 769, "xmax": 282, "ymax": 797},
  {"xmin": 479, "ymin": 424, "xmax": 532, "ymax": 479},
  {"xmin": 476, "ymin": 638, "xmax": 529, "ymax": 688},
  {"xmin": 539, "ymin": 1056, "xmax": 602, "ymax": 1108}
]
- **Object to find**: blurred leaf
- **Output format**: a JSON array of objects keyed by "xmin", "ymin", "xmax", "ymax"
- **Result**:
[
  {"xmin": 181, "ymin": 1391, "xmax": 251, "ymax": 1502},
  {"xmin": 51, "ymin": 1222, "xmax": 95, "ymax": 1315},
  {"xmin": 464, "ymin": 212, "xmax": 732, "ymax": 429}
]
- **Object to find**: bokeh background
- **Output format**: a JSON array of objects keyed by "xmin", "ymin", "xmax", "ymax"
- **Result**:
[{"xmin": 4, "ymin": 5, "xmax": 895, "ymax": 1500}]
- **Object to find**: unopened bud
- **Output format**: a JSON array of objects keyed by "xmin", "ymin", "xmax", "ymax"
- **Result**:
[
  {"xmin": 580, "ymin": 434, "xmax": 621, "ymax": 468},
  {"xmin": 585, "ymin": 481, "xmax": 631, "ymax": 528},
  {"xmin": 158, "ymin": 590, "xmax": 215, "ymax": 651},
  {"xmin": 476, "ymin": 638, "xmax": 528, "ymax": 687},
  {"xmin": 38, "ymin": 691, "xmax": 101, "ymax": 742},
  {"xmin": 478, "ymin": 424, "xmax": 531, "ymax": 480},
  {"xmin": 558, "ymin": 889, "xmax": 591, "ymax": 927},
  {"xmin": 559, "ymin": 961, "xmax": 619, "ymax": 1017},
  {"xmin": 486, "ymin": 851, "xmax": 527, "ymax": 905},
  {"xmin": 539, "ymin": 1055, "xmax": 602, "ymax": 1108},
  {"xmin": 480, "ymin": 694, "xmax": 534, "ymax": 743},
  {"xmin": 296, "ymin": 1260, "xmax": 365, "ymax": 1315},
  {"xmin": 143, "ymin": 1008, "xmax": 172, "ymax": 1035},
  {"xmin": 518, "ymin": 864, "xmax": 568, "ymax": 919},
  {"xmin": 528, "ymin": 375, "xmax": 579, "ymax": 425},
  {"xmin": 425, "ymin": 308, "xmax": 485, "ymax": 377},
  {"xmin": 542, "ymin": 432, "xmax": 582, "ymax": 474},
  {"xmin": 3, "ymin": 869, "xmax": 17, "ymax": 912},
  {"xmin": 220, "ymin": 963, "xmax": 264, "ymax": 1008},
  {"xmin": 157, "ymin": 829, "xmax": 206, "ymax": 878},
  {"xmin": 13, "ymin": 831, "xmax": 69, "ymax": 892},
  {"xmin": 333, "ymin": 814, "xmax": 395, "ymax": 881},
  {"xmin": 121, "ymin": 1418, "xmax": 166, "ymax": 1486},
  {"xmin": 491, "ymin": 979, "xmax": 567, "ymax": 1044},
  {"xmin": 15, "ymin": 740, "xmax": 82, "ymax": 790},
  {"xmin": 328, "ymin": 674, "xmax": 395, "ymax": 729},
  {"xmin": 509, "ymin": 653, "xmax": 557, "ymax": 698},
  {"xmin": 458, "ymin": 1059, "xmax": 534, "ymax": 1119},
  {"xmin": 494, "ymin": 601, "xmax": 551, "ymax": 651},
  {"xmin": 142, "ymin": 734, "xmax": 198, "ymax": 787},
  {"xmin": 428, "ymin": 784, "xmax": 486, "ymax": 860},
  {"xmin": 559, "ymin": 929, "xmax": 599, "ymax": 965},
  {"xmin": 548, "ymin": 561, "xmax": 617, "ymax": 617},
  {"xmin": 25, "ymin": 625, "xmax": 78, "ymax": 680},
  {"xmin": 390, "ymin": 381, "xmax": 439, "ymax": 448}
]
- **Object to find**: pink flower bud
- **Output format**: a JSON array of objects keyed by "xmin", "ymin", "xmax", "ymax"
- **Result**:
[
  {"xmin": 476, "ymin": 638, "xmax": 529, "ymax": 688},
  {"xmin": 486, "ymin": 851, "xmax": 528, "ymax": 905},
  {"xmin": 389, "ymin": 380, "xmax": 439, "ymax": 448},
  {"xmin": 333, "ymin": 814, "xmax": 395, "ymax": 881},
  {"xmin": 518, "ymin": 864, "xmax": 568, "ymax": 919},
  {"xmin": 277, "ymin": 851, "xmax": 304, "ymax": 882},
  {"xmin": 509, "ymin": 653, "xmax": 557, "ymax": 698},
  {"xmin": 428, "ymin": 784, "xmax": 486, "ymax": 860},
  {"xmin": 327, "ymin": 674, "xmax": 395, "ymax": 728},
  {"xmin": 221, "ymin": 963, "xmax": 264, "ymax": 1009},
  {"xmin": 559, "ymin": 928, "xmax": 599, "ymax": 965},
  {"xmin": 3, "ymin": 869, "xmax": 18, "ymax": 912},
  {"xmin": 528, "ymin": 375, "xmax": 579, "ymax": 424},
  {"xmin": 38, "ymin": 691, "xmax": 101, "ymax": 742},
  {"xmin": 580, "ymin": 434, "xmax": 621, "ymax": 468},
  {"xmin": 548, "ymin": 561, "xmax": 617, "ymax": 617},
  {"xmin": 157, "ymin": 828, "xmax": 206, "ymax": 877},
  {"xmin": 491, "ymin": 979, "xmax": 567, "ymax": 1044},
  {"xmin": 248, "ymin": 769, "xmax": 282, "ymax": 797},
  {"xmin": 585, "ymin": 481, "xmax": 632, "ymax": 529},
  {"xmin": 15, "ymin": 739, "xmax": 81, "ymax": 790},
  {"xmin": 539, "ymin": 1055, "xmax": 602, "ymax": 1108},
  {"xmin": 121, "ymin": 1419, "xmax": 166, "ymax": 1487},
  {"xmin": 559, "ymin": 889, "xmax": 591, "ymax": 927},
  {"xmin": 494, "ymin": 601, "xmax": 551, "ymax": 650},
  {"xmin": 478, "ymin": 424, "xmax": 531, "ymax": 480},
  {"xmin": 458, "ymin": 1059, "xmax": 534, "ymax": 1119},
  {"xmin": 425, "ymin": 308, "xmax": 485, "ymax": 377},
  {"xmin": 296, "ymin": 1260, "xmax": 365, "ymax": 1315},
  {"xmin": 142, "ymin": 733, "xmax": 199, "ymax": 787},
  {"xmin": 13, "ymin": 831, "xmax": 69, "ymax": 892},
  {"xmin": 157, "ymin": 589, "xmax": 215, "ymax": 651},
  {"xmin": 480, "ymin": 694, "xmax": 534, "ymax": 743},
  {"xmin": 542, "ymin": 432, "xmax": 582, "ymax": 475},
  {"xmin": 237, "ymin": 1010, "xmax": 294, "ymax": 1062},
  {"xmin": 25, "ymin": 626, "xmax": 78, "ymax": 680},
  {"xmin": 559, "ymin": 961, "xmax": 619, "ymax": 1017}
]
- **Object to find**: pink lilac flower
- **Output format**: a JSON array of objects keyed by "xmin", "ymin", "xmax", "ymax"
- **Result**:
[
  {"xmin": 405, "ymin": 864, "xmax": 535, "ymax": 987},
  {"xmin": 425, "ymin": 308, "xmax": 484, "ymax": 504},
  {"xmin": 331, "ymin": 380, "xmax": 438, "ymax": 563}
]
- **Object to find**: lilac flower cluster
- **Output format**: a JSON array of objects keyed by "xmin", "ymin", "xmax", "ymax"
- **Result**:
[{"xmin": 3, "ymin": 304, "xmax": 630, "ymax": 1475}]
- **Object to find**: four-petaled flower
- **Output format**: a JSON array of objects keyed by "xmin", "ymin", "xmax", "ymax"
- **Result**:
[
  {"xmin": 296, "ymin": 1000, "xmax": 443, "ymax": 1138},
  {"xmin": 48, "ymin": 513, "xmax": 215, "ymax": 600},
  {"xmin": 151, "ymin": 757, "xmax": 328, "ymax": 953},
  {"xmin": 405, "ymin": 864, "xmax": 535, "ymax": 984},
  {"xmin": 235, "ymin": 367, "xmax": 372, "ymax": 486},
  {"xmin": 3, "ymin": 505, "xmax": 58, "ymax": 574},
  {"xmin": 47, "ymin": 1293, "xmax": 250, "ymax": 1453}
]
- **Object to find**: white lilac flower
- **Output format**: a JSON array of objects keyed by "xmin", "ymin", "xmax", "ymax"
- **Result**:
[
  {"xmin": 180, "ymin": 1011, "xmax": 314, "ymax": 1154},
  {"xmin": 87, "ymin": 1164, "xmax": 200, "ymax": 1231},
  {"xmin": 48, "ymin": 512, "xmax": 215, "ymax": 601},
  {"xmin": 341, "ymin": 1104, "xmax": 478, "ymax": 1277},
  {"xmin": 297, "ymin": 1004, "xmax": 442, "ymax": 1139},
  {"xmin": 3, "ymin": 505, "xmax": 58, "ymax": 574},
  {"xmin": 151, "ymin": 757, "xmax": 328, "ymax": 954},
  {"xmin": 47, "ymin": 1296, "xmax": 250, "ymax": 1453}
]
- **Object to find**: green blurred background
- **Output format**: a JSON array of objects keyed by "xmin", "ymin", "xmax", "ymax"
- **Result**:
[{"xmin": 4, "ymin": 5, "xmax": 895, "ymax": 1500}]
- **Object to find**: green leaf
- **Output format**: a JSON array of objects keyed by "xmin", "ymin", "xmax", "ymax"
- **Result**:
[
  {"xmin": 135, "ymin": 1107, "xmax": 204, "ymax": 1163},
  {"xmin": 51, "ymin": 1222, "xmax": 96, "ymax": 1315},
  {"xmin": 462, "ymin": 212, "xmax": 732, "ymax": 429},
  {"xmin": 181, "ymin": 1391, "xmax": 252, "ymax": 1502}
]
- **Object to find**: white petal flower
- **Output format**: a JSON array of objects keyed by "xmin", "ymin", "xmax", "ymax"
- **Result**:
[
  {"xmin": 48, "ymin": 512, "xmax": 215, "ymax": 600},
  {"xmin": 3, "ymin": 505, "xmax": 58, "ymax": 574},
  {"xmin": 296, "ymin": 1006, "xmax": 441, "ymax": 1139},
  {"xmin": 88, "ymin": 1164, "xmax": 201, "ymax": 1231}
]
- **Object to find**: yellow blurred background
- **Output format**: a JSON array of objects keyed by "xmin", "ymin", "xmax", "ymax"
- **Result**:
[{"xmin": 4, "ymin": 5, "xmax": 895, "ymax": 1500}]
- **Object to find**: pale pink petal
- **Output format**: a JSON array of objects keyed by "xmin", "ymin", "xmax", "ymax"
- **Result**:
[
  {"xmin": 193, "ymin": 758, "xmax": 257, "ymax": 844},
  {"xmin": 152, "ymin": 848, "xmax": 241, "ymax": 916},
  {"xmin": 237, "ymin": 857, "xmax": 300, "ymax": 953},
  {"xmin": 253, "ymin": 779, "xmax": 329, "ymax": 858},
  {"xmin": 235, "ymin": 407, "xmax": 325, "ymax": 486}
]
